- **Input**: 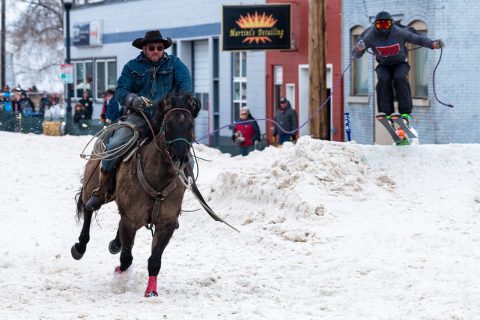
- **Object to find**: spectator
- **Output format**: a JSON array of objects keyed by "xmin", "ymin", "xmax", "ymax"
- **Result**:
[
  {"xmin": 99, "ymin": 92, "xmax": 108, "ymax": 123},
  {"xmin": 79, "ymin": 90, "xmax": 93, "ymax": 120},
  {"xmin": 232, "ymin": 106, "xmax": 260, "ymax": 156},
  {"xmin": 1, "ymin": 85, "xmax": 11, "ymax": 112},
  {"xmin": 104, "ymin": 88, "xmax": 120, "ymax": 123},
  {"xmin": 11, "ymin": 91, "xmax": 22, "ymax": 114},
  {"xmin": 39, "ymin": 92, "xmax": 51, "ymax": 117},
  {"xmin": 73, "ymin": 102, "xmax": 87, "ymax": 123},
  {"xmin": 273, "ymin": 97, "xmax": 298, "ymax": 145},
  {"xmin": 19, "ymin": 91, "xmax": 35, "ymax": 116},
  {"xmin": 44, "ymin": 100, "xmax": 65, "ymax": 120}
]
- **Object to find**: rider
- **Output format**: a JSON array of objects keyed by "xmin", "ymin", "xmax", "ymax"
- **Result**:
[
  {"xmin": 352, "ymin": 11, "xmax": 444, "ymax": 125},
  {"xmin": 85, "ymin": 30, "xmax": 193, "ymax": 211}
]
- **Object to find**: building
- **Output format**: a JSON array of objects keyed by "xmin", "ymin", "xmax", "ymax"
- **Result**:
[
  {"xmin": 265, "ymin": 0, "xmax": 343, "ymax": 142},
  {"xmin": 343, "ymin": 0, "xmax": 480, "ymax": 144},
  {"xmin": 68, "ymin": 0, "xmax": 266, "ymax": 151}
]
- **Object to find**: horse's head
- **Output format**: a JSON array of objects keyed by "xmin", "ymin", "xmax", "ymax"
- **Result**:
[{"xmin": 153, "ymin": 93, "xmax": 201, "ymax": 168}]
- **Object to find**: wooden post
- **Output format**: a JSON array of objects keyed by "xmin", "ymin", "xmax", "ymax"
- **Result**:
[{"xmin": 308, "ymin": 0, "xmax": 328, "ymax": 139}]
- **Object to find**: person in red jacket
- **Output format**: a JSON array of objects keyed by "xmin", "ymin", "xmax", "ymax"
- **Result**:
[{"xmin": 232, "ymin": 106, "xmax": 260, "ymax": 156}]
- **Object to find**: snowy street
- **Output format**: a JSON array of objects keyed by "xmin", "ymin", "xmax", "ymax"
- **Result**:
[{"xmin": 1, "ymin": 132, "xmax": 480, "ymax": 319}]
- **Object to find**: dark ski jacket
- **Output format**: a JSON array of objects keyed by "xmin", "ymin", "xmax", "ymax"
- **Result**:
[
  {"xmin": 273, "ymin": 100, "xmax": 298, "ymax": 136},
  {"xmin": 352, "ymin": 23, "xmax": 435, "ymax": 65}
]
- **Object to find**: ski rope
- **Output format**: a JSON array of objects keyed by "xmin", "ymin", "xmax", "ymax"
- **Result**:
[
  {"xmin": 432, "ymin": 47, "xmax": 454, "ymax": 108},
  {"xmin": 195, "ymin": 63, "xmax": 352, "ymax": 143}
]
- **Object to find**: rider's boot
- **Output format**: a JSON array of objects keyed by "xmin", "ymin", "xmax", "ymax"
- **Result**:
[{"xmin": 85, "ymin": 169, "xmax": 113, "ymax": 211}]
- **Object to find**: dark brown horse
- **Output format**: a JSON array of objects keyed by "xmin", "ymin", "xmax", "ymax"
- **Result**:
[{"xmin": 71, "ymin": 93, "xmax": 200, "ymax": 297}]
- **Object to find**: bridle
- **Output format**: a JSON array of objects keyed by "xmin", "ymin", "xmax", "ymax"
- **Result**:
[
  {"xmin": 140, "ymin": 105, "xmax": 194, "ymax": 156},
  {"xmin": 160, "ymin": 107, "xmax": 194, "ymax": 147}
]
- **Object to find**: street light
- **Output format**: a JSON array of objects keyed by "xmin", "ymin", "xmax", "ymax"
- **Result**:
[{"xmin": 64, "ymin": 0, "xmax": 73, "ymax": 134}]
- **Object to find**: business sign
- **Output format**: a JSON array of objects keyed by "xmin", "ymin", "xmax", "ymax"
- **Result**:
[
  {"xmin": 60, "ymin": 64, "xmax": 74, "ymax": 84},
  {"xmin": 73, "ymin": 21, "xmax": 102, "ymax": 47},
  {"xmin": 222, "ymin": 4, "xmax": 291, "ymax": 51}
]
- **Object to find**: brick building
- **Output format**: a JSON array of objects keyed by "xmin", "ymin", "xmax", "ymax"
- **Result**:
[{"xmin": 343, "ymin": 0, "xmax": 480, "ymax": 144}]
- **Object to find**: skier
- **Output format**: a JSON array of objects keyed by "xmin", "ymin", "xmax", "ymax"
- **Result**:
[{"xmin": 352, "ymin": 11, "xmax": 443, "ymax": 144}]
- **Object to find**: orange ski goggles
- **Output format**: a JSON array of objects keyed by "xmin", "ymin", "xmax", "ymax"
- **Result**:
[{"xmin": 375, "ymin": 19, "xmax": 392, "ymax": 30}]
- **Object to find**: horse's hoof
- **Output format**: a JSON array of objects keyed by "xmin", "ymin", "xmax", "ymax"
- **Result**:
[
  {"xmin": 109, "ymin": 239, "xmax": 121, "ymax": 255},
  {"xmin": 71, "ymin": 244, "xmax": 84, "ymax": 260},
  {"xmin": 144, "ymin": 291, "xmax": 158, "ymax": 298}
]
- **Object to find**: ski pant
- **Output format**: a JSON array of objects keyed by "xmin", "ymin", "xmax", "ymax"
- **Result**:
[
  {"xmin": 101, "ymin": 114, "xmax": 147, "ymax": 173},
  {"xmin": 375, "ymin": 62, "xmax": 412, "ymax": 115}
]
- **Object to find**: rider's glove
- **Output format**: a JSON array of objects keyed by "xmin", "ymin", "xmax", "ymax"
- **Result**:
[
  {"xmin": 126, "ymin": 93, "xmax": 147, "ymax": 112},
  {"xmin": 432, "ymin": 39, "xmax": 444, "ymax": 49}
]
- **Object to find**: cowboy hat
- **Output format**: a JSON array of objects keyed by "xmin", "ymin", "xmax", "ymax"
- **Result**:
[{"xmin": 132, "ymin": 30, "xmax": 172, "ymax": 50}]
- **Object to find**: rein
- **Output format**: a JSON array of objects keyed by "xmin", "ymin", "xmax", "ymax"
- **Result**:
[{"xmin": 137, "ymin": 105, "xmax": 195, "ymax": 235}]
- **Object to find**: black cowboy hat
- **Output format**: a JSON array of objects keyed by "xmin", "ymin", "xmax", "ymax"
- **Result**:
[{"xmin": 132, "ymin": 30, "xmax": 172, "ymax": 50}]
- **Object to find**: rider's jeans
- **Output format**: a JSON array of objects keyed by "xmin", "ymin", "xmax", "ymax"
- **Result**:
[{"xmin": 101, "ymin": 114, "xmax": 146, "ymax": 172}]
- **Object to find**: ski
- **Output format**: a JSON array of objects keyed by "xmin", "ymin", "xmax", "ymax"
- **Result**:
[
  {"xmin": 376, "ymin": 113, "xmax": 404, "ymax": 144},
  {"xmin": 390, "ymin": 113, "xmax": 417, "ymax": 139}
]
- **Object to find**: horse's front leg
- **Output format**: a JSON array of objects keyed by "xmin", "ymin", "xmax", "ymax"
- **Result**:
[
  {"xmin": 71, "ymin": 208, "xmax": 93, "ymax": 260},
  {"xmin": 145, "ymin": 223, "xmax": 176, "ymax": 297},
  {"xmin": 115, "ymin": 217, "xmax": 137, "ymax": 273}
]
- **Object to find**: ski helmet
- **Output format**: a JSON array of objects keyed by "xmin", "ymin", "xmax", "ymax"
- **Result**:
[{"xmin": 374, "ymin": 11, "xmax": 393, "ymax": 36}]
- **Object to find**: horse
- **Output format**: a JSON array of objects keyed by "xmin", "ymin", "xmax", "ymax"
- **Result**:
[{"xmin": 71, "ymin": 93, "xmax": 201, "ymax": 297}]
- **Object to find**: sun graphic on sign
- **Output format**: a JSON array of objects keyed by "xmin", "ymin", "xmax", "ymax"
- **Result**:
[{"xmin": 236, "ymin": 11, "xmax": 278, "ymax": 44}]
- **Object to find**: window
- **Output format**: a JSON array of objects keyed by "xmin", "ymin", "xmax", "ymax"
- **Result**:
[
  {"xmin": 72, "ymin": 58, "xmax": 116, "ymax": 100},
  {"xmin": 232, "ymin": 52, "xmax": 247, "ymax": 120},
  {"xmin": 408, "ymin": 21, "xmax": 428, "ymax": 98},
  {"xmin": 95, "ymin": 59, "xmax": 117, "ymax": 100},
  {"xmin": 74, "ymin": 60, "xmax": 93, "ymax": 98},
  {"xmin": 74, "ymin": 0, "xmax": 104, "ymax": 5},
  {"xmin": 351, "ymin": 26, "xmax": 368, "ymax": 96},
  {"xmin": 195, "ymin": 92, "xmax": 209, "ymax": 111}
]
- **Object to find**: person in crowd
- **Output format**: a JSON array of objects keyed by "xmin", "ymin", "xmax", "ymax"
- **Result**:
[
  {"xmin": 273, "ymin": 97, "xmax": 298, "ymax": 145},
  {"xmin": 99, "ymin": 91, "xmax": 108, "ymax": 123},
  {"xmin": 44, "ymin": 99, "xmax": 65, "ymax": 120},
  {"xmin": 11, "ymin": 90, "xmax": 22, "ymax": 114},
  {"xmin": 79, "ymin": 90, "xmax": 93, "ymax": 120},
  {"xmin": 73, "ymin": 102, "xmax": 87, "ymax": 123},
  {"xmin": 1, "ymin": 85, "xmax": 11, "ymax": 112},
  {"xmin": 39, "ymin": 92, "xmax": 51, "ymax": 117},
  {"xmin": 85, "ymin": 29, "xmax": 193, "ymax": 211},
  {"xmin": 232, "ymin": 106, "xmax": 260, "ymax": 156},
  {"xmin": 18, "ymin": 91, "xmax": 35, "ymax": 116},
  {"xmin": 352, "ymin": 11, "xmax": 443, "ymax": 125},
  {"xmin": 104, "ymin": 88, "xmax": 120, "ymax": 124}
]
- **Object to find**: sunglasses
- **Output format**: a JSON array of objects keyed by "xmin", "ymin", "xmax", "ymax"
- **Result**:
[
  {"xmin": 240, "ymin": 112, "xmax": 248, "ymax": 115},
  {"xmin": 375, "ymin": 20, "xmax": 392, "ymax": 30},
  {"xmin": 147, "ymin": 45, "xmax": 164, "ymax": 52}
]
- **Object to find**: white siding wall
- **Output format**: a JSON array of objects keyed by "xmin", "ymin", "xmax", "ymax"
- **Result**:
[{"xmin": 69, "ymin": 0, "xmax": 266, "ymax": 142}]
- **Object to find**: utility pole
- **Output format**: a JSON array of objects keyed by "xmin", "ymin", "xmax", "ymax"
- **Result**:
[
  {"xmin": 1, "ymin": 0, "xmax": 5, "ymax": 87},
  {"xmin": 308, "ymin": 0, "xmax": 328, "ymax": 139}
]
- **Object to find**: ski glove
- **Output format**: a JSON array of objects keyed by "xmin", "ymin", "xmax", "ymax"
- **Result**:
[
  {"xmin": 432, "ymin": 39, "xmax": 444, "ymax": 49},
  {"xmin": 125, "ymin": 93, "xmax": 148, "ymax": 112},
  {"xmin": 357, "ymin": 40, "xmax": 366, "ymax": 52}
]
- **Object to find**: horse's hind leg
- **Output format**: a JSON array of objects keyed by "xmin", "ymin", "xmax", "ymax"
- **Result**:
[
  {"xmin": 109, "ymin": 226, "xmax": 121, "ymax": 255},
  {"xmin": 144, "ymin": 223, "xmax": 176, "ymax": 297},
  {"xmin": 71, "ymin": 192, "xmax": 93, "ymax": 260},
  {"xmin": 115, "ymin": 217, "xmax": 137, "ymax": 273}
]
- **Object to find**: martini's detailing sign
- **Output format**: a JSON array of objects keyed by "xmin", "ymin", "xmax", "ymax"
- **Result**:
[{"xmin": 223, "ymin": 5, "xmax": 291, "ymax": 51}]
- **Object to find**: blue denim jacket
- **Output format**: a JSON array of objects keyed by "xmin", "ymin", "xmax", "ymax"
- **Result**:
[{"xmin": 116, "ymin": 51, "xmax": 193, "ymax": 108}]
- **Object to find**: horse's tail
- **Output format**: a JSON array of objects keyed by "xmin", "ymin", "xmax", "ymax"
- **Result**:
[{"xmin": 75, "ymin": 188, "xmax": 85, "ymax": 222}]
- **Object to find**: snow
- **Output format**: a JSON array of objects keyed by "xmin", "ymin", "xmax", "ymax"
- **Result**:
[{"xmin": 1, "ymin": 131, "xmax": 480, "ymax": 319}]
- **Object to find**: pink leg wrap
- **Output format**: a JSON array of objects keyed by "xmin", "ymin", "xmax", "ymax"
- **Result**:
[{"xmin": 144, "ymin": 276, "xmax": 158, "ymax": 297}]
